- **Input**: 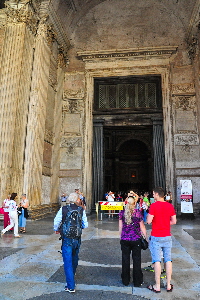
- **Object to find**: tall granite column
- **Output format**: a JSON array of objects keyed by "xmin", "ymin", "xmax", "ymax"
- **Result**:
[
  {"xmin": 23, "ymin": 17, "xmax": 52, "ymax": 205},
  {"xmin": 0, "ymin": 2, "xmax": 37, "ymax": 198},
  {"xmin": 153, "ymin": 119, "xmax": 166, "ymax": 190},
  {"xmin": 93, "ymin": 120, "xmax": 104, "ymax": 206}
]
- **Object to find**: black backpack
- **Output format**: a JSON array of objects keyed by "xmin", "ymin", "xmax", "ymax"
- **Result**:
[{"xmin": 61, "ymin": 205, "xmax": 83, "ymax": 239}]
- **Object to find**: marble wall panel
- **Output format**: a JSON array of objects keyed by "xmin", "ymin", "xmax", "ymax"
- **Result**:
[
  {"xmin": 59, "ymin": 177, "xmax": 81, "ymax": 196},
  {"xmin": 42, "ymin": 175, "xmax": 51, "ymax": 204},
  {"xmin": 175, "ymin": 145, "xmax": 200, "ymax": 162},
  {"xmin": 171, "ymin": 66, "xmax": 194, "ymax": 84},
  {"xmin": 175, "ymin": 110, "xmax": 197, "ymax": 133},
  {"xmin": 63, "ymin": 113, "xmax": 80, "ymax": 134},
  {"xmin": 60, "ymin": 147, "xmax": 82, "ymax": 169}
]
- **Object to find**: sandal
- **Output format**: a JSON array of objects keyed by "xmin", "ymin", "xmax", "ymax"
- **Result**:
[
  {"xmin": 147, "ymin": 285, "xmax": 161, "ymax": 293},
  {"xmin": 166, "ymin": 284, "xmax": 173, "ymax": 292},
  {"xmin": 21, "ymin": 230, "xmax": 26, "ymax": 233},
  {"xmin": 19, "ymin": 229, "xmax": 23, "ymax": 233}
]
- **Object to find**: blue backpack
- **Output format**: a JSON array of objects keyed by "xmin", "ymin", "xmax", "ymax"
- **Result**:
[{"xmin": 61, "ymin": 205, "xmax": 83, "ymax": 239}]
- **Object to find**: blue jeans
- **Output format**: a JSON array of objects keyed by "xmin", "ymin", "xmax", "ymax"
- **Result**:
[
  {"xmin": 62, "ymin": 237, "xmax": 81, "ymax": 289},
  {"xmin": 149, "ymin": 236, "xmax": 172, "ymax": 263}
]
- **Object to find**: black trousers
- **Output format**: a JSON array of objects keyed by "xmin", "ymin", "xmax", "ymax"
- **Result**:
[{"xmin": 120, "ymin": 239, "xmax": 143, "ymax": 287}]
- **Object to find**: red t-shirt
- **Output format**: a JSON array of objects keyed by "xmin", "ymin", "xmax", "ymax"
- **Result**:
[{"xmin": 149, "ymin": 201, "xmax": 176, "ymax": 237}]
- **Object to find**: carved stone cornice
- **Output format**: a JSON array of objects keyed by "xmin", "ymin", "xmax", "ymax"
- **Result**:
[
  {"xmin": 5, "ymin": 1, "xmax": 39, "ymax": 35},
  {"xmin": 48, "ymin": 1, "xmax": 71, "ymax": 53},
  {"xmin": 77, "ymin": 46, "xmax": 178, "ymax": 61}
]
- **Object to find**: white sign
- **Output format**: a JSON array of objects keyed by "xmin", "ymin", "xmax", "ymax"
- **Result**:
[{"xmin": 180, "ymin": 180, "xmax": 193, "ymax": 214}]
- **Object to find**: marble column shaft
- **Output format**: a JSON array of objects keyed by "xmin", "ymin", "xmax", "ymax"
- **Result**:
[
  {"xmin": 0, "ymin": 21, "xmax": 34, "ymax": 198},
  {"xmin": 23, "ymin": 22, "xmax": 52, "ymax": 206}
]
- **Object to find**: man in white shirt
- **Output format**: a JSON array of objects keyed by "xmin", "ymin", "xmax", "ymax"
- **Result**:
[{"xmin": 1, "ymin": 192, "xmax": 20, "ymax": 238}]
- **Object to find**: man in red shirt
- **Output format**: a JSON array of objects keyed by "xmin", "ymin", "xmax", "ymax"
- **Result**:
[{"xmin": 147, "ymin": 187, "xmax": 176, "ymax": 293}]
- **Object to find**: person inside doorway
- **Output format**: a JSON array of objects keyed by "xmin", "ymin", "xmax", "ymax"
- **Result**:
[{"xmin": 106, "ymin": 191, "xmax": 115, "ymax": 217}]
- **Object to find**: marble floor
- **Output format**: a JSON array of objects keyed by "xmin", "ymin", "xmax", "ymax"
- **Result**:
[{"xmin": 0, "ymin": 213, "xmax": 200, "ymax": 300}]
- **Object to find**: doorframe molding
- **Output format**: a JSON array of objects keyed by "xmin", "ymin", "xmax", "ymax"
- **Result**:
[{"xmin": 82, "ymin": 56, "xmax": 175, "ymax": 208}]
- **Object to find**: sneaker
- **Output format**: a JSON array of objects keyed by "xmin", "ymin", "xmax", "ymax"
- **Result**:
[
  {"xmin": 14, "ymin": 235, "xmax": 21, "ymax": 238},
  {"xmin": 65, "ymin": 288, "xmax": 75, "ymax": 293},
  {"xmin": 144, "ymin": 265, "xmax": 154, "ymax": 272},
  {"xmin": 1, "ymin": 231, "xmax": 4, "ymax": 237}
]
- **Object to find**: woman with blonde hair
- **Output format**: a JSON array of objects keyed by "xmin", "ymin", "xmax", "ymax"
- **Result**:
[{"xmin": 119, "ymin": 192, "xmax": 147, "ymax": 287}]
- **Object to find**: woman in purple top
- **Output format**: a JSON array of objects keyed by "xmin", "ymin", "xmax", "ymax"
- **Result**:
[{"xmin": 119, "ymin": 193, "xmax": 147, "ymax": 287}]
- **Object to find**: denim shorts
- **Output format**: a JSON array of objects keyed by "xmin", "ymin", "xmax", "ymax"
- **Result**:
[{"xmin": 149, "ymin": 236, "xmax": 172, "ymax": 263}]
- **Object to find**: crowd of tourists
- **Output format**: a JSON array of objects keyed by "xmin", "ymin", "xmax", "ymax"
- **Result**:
[
  {"xmin": 54, "ymin": 186, "xmax": 176, "ymax": 294},
  {"xmin": 1, "ymin": 186, "xmax": 176, "ymax": 295}
]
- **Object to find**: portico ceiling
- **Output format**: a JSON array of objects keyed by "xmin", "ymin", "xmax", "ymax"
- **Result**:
[
  {"xmin": 50, "ymin": 0, "xmax": 198, "ymax": 53},
  {"xmin": 54, "ymin": 0, "xmax": 197, "ymax": 33}
]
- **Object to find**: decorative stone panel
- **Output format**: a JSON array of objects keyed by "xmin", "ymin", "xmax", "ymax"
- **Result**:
[
  {"xmin": 61, "ymin": 137, "xmax": 82, "ymax": 148},
  {"xmin": 173, "ymin": 95, "xmax": 196, "ymax": 110},
  {"xmin": 171, "ymin": 83, "xmax": 195, "ymax": 95},
  {"xmin": 62, "ymin": 99, "xmax": 84, "ymax": 113},
  {"xmin": 64, "ymin": 72, "xmax": 85, "ymax": 100},
  {"xmin": 174, "ymin": 134, "xmax": 199, "ymax": 145}
]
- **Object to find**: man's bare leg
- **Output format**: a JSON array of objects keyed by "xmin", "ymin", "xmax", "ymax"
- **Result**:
[
  {"xmin": 165, "ymin": 261, "xmax": 172, "ymax": 290},
  {"xmin": 153, "ymin": 261, "xmax": 161, "ymax": 291}
]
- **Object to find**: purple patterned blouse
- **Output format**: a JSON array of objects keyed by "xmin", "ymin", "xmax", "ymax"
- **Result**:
[{"xmin": 119, "ymin": 209, "xmax": 143, "ymax": 241}]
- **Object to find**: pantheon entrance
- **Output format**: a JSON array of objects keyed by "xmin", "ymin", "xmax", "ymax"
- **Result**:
[
  {"xmin": 104, "ymin": 127, "xmax": 153, "ymax": 194},
  {"xmin": 92, "ymin": 75, "xmax": 166, "ymax": 205}
]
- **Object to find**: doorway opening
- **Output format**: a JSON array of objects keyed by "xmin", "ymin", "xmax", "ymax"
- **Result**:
[
  {"xmin": 92, "ymin": 74, "xmax": 165, "ymax": 205},
  {"xmin": 104, "ymin": 127, "xmax": 153, "ymax": 196}
]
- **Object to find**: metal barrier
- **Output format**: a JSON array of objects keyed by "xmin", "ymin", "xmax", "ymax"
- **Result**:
[{"xmin": 96, "ymin": 201, "xmax": 125, "ymax": 220}]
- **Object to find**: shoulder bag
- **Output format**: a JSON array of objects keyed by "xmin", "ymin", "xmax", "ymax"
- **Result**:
[{"xmin": 134, "ymin": 218, "xmax": 148, "ymax": 250}]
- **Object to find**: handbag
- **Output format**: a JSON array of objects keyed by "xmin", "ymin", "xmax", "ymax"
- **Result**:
[
  {"xmin": 17, "ymin": 207, "xmax": 22, "ymax": 215},
  {"xmin": 24, "ymin": 208, "xmax": 29, "ymax": 219},
  {"xmin": 141, "ymin": 236, "xmax": 148, "ymax": 250},
  {"xmin": 134, "ymin": 220, "xmax": 148, "ymax": 250},
  {"xmin": 0, "ymin": 207, "xmax": 4, "ymax": 214}
]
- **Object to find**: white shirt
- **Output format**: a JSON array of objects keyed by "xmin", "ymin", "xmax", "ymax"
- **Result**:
[
  {"xmin": 107, "ymin": 195, "xmax": 115, "ymax": 201},
  {"xmin": 7, "ymin": 200, "xmax": 17, "ymax": 213}
]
